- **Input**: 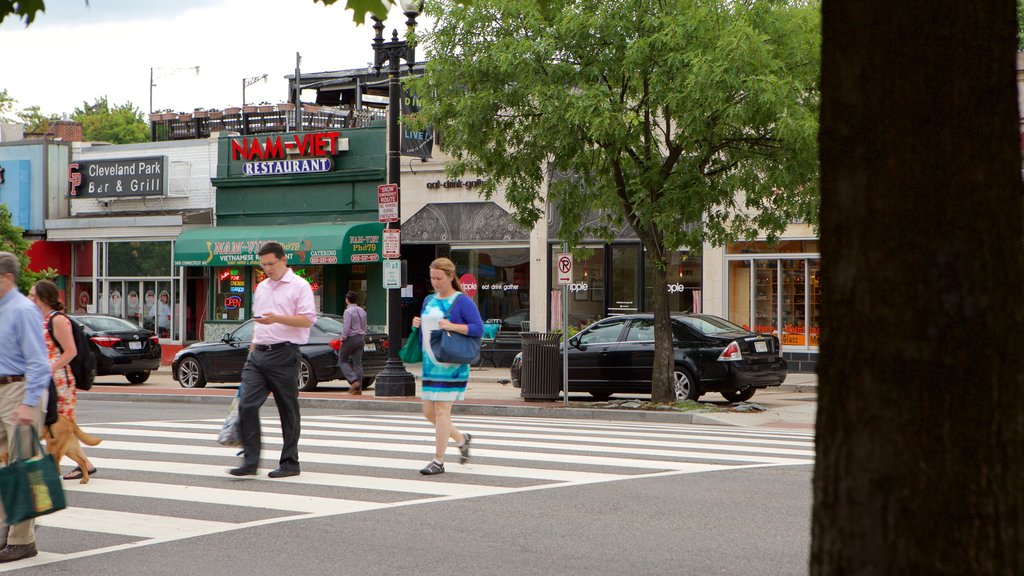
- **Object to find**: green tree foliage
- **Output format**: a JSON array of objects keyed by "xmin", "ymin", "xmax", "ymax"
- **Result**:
[
  {"xmin": 412, "ymin": 0, "xmax": 820, "ymax": 401},
  {"xmin": 17, "ymin": 105, "xmax": 58, "ymax": 133},
  {"xmin": 0, "ymin": 88, "xmax": 16, "ymax": 123},
  {"xmin": 0, "ymin": 0, "xmax": 46, "ymax": 25},
  {"xmin": 72, "ymin": 97, "xmax": 149, "ymax": 144},
  {"xmin": 0, "ymin": 205, "xmax": 56, "ymax": 293}
]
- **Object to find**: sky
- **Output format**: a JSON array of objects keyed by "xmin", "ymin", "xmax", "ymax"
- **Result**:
[{"xmin": 0, "ymin": 0, "xmax": 427, "ymax": 118}]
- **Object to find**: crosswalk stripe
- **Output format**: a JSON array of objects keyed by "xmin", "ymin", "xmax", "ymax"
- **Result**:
[
  {"xmin": 82, "ymin": 428, "xmax": 791, "ymax": 469},
  {"xmin": 315, "ymin": 413, "xmax": 816, "ymax": 439},
  {"xmin": 299, "ymin": 414, "xmax": 817, "ymax": 445},
  {"xmin": 83, "ymin": 425, "xmax": 810, "ymax": 466},
  {"xmin": 82, "ymin": 440, "xmax": 632, "ymax": 482},
  {"xmin": 36, "ymin": 506, "xmax": 234, "ymax": 538},
  {"xmin": 61, "ymin": 478, "xmax": 381, "ymax": 515},
  {"xmin": 83, "ymin": 457, "xmax": 509, "ymax": 497},
  {"xmin": 121, "ymin": 419, "xmax": 815, "ymax": 451}
]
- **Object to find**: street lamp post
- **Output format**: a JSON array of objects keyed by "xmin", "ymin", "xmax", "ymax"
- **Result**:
[
  {"xmin": 370, "ymin": 0, "xmax": 421, "ymax": 397},
  {"xmin": 242, "ymin": 74, "xmax": 268, "ymax": 107}
]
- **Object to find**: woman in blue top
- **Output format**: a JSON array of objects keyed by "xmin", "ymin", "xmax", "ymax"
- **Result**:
[{"xmin": 411, "ymin": 258, "xmax": 484, "ymax": 475}]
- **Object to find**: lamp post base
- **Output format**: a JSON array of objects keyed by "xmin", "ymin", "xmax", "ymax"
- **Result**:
[{"xmin": 373, "ymin": 360, "xmax": 417, "ymax": 396}]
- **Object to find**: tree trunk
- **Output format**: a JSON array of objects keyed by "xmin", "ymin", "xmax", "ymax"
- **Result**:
[
  {"xmin": 648, "ymin": 249, "xmax": 675, "ymax": 403},
  {"xmin": 814, "ymin": 1, "xmax": 1024, "ymax": 574}
]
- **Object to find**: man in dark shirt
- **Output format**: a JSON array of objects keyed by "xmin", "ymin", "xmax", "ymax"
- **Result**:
[{"xmin": 338, "ymin": 290, "xmax": 368, "ymax": 395}]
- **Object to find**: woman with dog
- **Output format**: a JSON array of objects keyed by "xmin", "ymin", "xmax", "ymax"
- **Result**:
[{"xmin": 29, "ymin": 280, "xmax": 96, "ymax": 480}]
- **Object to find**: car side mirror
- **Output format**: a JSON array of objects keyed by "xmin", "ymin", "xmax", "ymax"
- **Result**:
[
  {"xmin": 570, "ymin": 336, "xmax": 585, "ymax": 350},
  {"xmin": 221, "ymin": 333, "xmax": 234, "ymax": 343}
]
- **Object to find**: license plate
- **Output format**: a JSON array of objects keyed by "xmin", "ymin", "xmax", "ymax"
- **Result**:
[
  {"xmin": 363, "ymin": 343, "xmax": 376, "ymax": 352},
  {"xmin": 129, "ymin": 341, "xmax": 143, "ymax": 350},
  {"xmin": 754, "ymin": 341, "xmax": 768, "ymax": 353}
]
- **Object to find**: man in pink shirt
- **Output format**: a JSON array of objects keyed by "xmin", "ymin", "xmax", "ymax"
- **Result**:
[{"xmin": 230, "ymin": 242, "xmax": 316, "ymax": 478}]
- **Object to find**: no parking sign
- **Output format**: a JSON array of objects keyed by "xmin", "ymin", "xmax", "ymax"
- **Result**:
[{"xmin": 556, "ymin": 253, "xmax": 573, "ymax": 285}]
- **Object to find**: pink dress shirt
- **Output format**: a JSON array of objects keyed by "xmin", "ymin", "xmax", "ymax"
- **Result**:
[{"xmin": 252, "ymin": 268, "xmax": 317, "ymax": 345}]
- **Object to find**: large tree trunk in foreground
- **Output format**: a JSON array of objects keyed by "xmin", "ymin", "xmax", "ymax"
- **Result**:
[{"xmin": 814, "ymin": 1, "xmax": 1024, "ymax": 573}]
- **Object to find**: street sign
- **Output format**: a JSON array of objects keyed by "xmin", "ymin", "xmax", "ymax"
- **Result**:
[
  {"xmin": 383, "ymin": 228, "xmax": 400, "ymax": 259},
  {"xmin": 556, "ymin": 253, "xmax": 573, "ymax": 285},
  {"xmin": 383, "ymin": 260, "xmax": 402, "ymax": 288},
  {"xmin": 377, "ymin": 183, "xmax": 399, "ymax": 223}
]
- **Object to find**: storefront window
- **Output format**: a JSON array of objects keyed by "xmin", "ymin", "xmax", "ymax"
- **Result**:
[
  {"xmin": 214, "ymin": 267, "xmax": 248, "ymax": 321},
  {"xmin": 548, "ymin": 246, "xmax": 605, "ymax": 331},
  {"xmin": 754, "ymin": 260, "xmax": 778, "ymax": 334},
  {"xmin": 642, "ymin": 251, "xmax": 702, "ymax": 314},
  {"xmin": 90, "ymin": 240, "xmax": 180, "ymax": 340},
  {"xmin": 451, "ymin": 247, "xmax": 529, "ymax": 327},
  {"xmin": 73, "ymin": 242, "xmax": 93, "ymax": 277},
  {"xmin": 107, "ymin": 241, "xmax": 172, "ymax": 277},
  {"xmin": 780, "ymin": 260, "xmax": 806, "ymax": 345},
  {"xmin": 254, "ymin": 266, "xmax": 324, "ymax": 313},
  {"xmin": 727, "ymin": 240, "xmax": 819, "ymax": 254},
  {"xmin": 728, "ymin": 260, "xmax": 751, "ymax": 329},
  {"xmin": 727, "ymin": 256, "xmax": 820, "ymax": 348},
  {"xmin": 609, "ymin": 245, "xmax": 640, "ymax": 315}
]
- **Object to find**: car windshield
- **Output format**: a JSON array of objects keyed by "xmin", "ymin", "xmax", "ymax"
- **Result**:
[
  {"xmin": 73, "ymin": 315, "xmax": 140, "ymax": 332},
  {"xmin": 677, "ymin": 315, "xmax": 749, "ymax": 336}
]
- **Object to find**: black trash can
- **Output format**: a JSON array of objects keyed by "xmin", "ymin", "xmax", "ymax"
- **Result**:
[{"xmin": 520, "ymin": 332, "xmax": 563, "ymax": 401}]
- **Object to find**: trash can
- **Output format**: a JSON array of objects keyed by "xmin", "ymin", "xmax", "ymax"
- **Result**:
[{"xmin": 520, "ymin": 332, "xmax": 563, "ymax": 401}]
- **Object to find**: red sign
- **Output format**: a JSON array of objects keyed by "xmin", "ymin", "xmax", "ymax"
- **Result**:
[
  {"xmin": 383, "ymin": 228, "xmax": 400, "ymax": 258},
  {"xmin": 459, "ymin": 274, "xmax": 478, "ymax": 298},
  {"xmin": 378, "ymin": 183, "xmax": 399, "ymax": 223},
  {"xmin": 230, "ymin": 131, "xmax": 343, "ymax": 161}
]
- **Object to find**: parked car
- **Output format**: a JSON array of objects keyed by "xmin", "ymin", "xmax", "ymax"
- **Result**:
[
  {"xmin": 69, "ymin": 314, "xmax": 162, "ymax": 384},
  {"xmin": 500, "ymin": 309, "xmax": 593, "ymax": 332},
  {"xmin": 510, "ymin": 313, "xmax": 787, "ymax": 401},
  {"xmin": 171, "ymin": 314, "xmax": 388, "ymax": 391}
]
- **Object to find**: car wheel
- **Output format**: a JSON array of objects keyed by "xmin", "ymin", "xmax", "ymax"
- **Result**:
[
  {"xmin": 361, "ymin": 376, "xmax": 374, "ymax": 390},
  {"xmin": 298, "ymin": 357, "xmax": 318, "ymax": 392},
  {"xmin": 588, "ymin": 392, "xmax": 612, "ymax": 400},
  {"xmin": 673, "ymin": 368, "xmax": 700, "ymax": 401},
  {"xmin": 125, "ymin": 371, "xmax": 150, "ymax": 384},
  {"xmin": 721, "ymin": 388, "xmax": 756, "ymax": 403},
  {"xmin": 177, "ymin": 358, "xmax": 207, "ymax": 389}
]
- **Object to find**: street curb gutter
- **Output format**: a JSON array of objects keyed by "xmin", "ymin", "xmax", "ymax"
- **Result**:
[{"xmin": 87, "ymin": 393, "xmax": 709, "ymax": 424}]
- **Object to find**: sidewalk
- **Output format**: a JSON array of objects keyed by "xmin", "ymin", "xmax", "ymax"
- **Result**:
[{"xmin": 84, "ymin": 366, "xmax": 818, "ymax": 430}]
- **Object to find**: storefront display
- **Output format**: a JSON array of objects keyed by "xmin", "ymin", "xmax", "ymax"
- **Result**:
[{"xmin": 725, "ymin": 240, "xmax": 820, "ymax": 350}]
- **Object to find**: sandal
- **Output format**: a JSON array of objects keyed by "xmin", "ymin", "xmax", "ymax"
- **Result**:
[{"xmin": 63, "ymin": 466, "xmax": 97, "ymax": 480}]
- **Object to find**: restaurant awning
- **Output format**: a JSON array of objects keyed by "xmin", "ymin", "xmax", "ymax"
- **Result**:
[{"xmin": 173, "ymin": 222, "xmax": 384, "ymax": 266}]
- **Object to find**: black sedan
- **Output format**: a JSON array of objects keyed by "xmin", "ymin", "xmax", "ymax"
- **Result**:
[
  {"xmin": 171, "ymin": 314, "xmax": 388, "ymax": 392},
  {"xmin": 70, "ymin": 314, "xmax": 162, "ymax": 384},
  {"xmin": 510, "ymin": 313, "xmax": 787, "ymax": 401}
]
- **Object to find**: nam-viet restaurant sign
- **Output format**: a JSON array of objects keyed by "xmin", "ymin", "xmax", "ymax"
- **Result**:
[
  {"xmin": 232, "ymin": 131, "xmax": 347, "ymax": 177},
  {"xmin": 68, "ymin": 156, "xmax": 167, "ymax": 198},
  {"xmin": 173, "ymin": 223, "xmax": 384, "ymax": 267}
]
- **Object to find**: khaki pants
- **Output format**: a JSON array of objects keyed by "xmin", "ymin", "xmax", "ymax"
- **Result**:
[{"xmin": 0, "ymin": 380, "xmax": 44, "ymax": 546}]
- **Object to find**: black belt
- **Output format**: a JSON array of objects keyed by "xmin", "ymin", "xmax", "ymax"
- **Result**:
[
  {"xmin": 0, "ymin": 375, "xmax": 25, "ymax": 384},
  {"xmin": 254, "ymin": 343, "xmax": 296, "ymax": 352}
]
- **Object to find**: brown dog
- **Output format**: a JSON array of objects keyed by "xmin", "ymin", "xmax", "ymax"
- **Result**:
[{"xmin": 44, "ymin": 415, "xmax": 102, "ymax": 484}]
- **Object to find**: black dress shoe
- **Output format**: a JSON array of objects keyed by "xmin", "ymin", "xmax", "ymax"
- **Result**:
[
  {"xmin": 268, "ymin": 467, "xmax": 300, "ymax": 478},
  {"xmin": 0, "ymin": 543, "xmax": 38, "ymax": 563},
  {"xmin": 229, "ymin": 466, "xmax": 258, "ymax": 476}
]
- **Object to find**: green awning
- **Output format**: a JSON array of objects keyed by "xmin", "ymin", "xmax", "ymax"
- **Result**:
[{"xmin": 173, "ymin": 222, "xmax": 384, "ymax": 266}]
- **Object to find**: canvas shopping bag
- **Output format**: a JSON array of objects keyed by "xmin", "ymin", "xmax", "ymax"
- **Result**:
[
  {"xmin": 0, "ymin": 425, "xmax": 67, "ymax": 525},
  {"xmin": 399, "ymin": 326, "xmax": 423, "ymax": 364}
]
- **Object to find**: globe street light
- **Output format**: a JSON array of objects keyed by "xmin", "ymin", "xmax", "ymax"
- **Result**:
[{"xmin": 370, "ymin": 0, "xmax": 422, "ymax": 397}]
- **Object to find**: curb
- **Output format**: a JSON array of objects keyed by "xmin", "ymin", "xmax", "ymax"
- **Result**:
[{"xmin": 85, "ymin": 391, "xmax": 710, "ymax": 424}]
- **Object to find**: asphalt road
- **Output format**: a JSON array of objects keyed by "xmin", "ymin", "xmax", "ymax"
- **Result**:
[{"xmin": 4, "ymin": 399, "xmax": 813, "ymax": 576}]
